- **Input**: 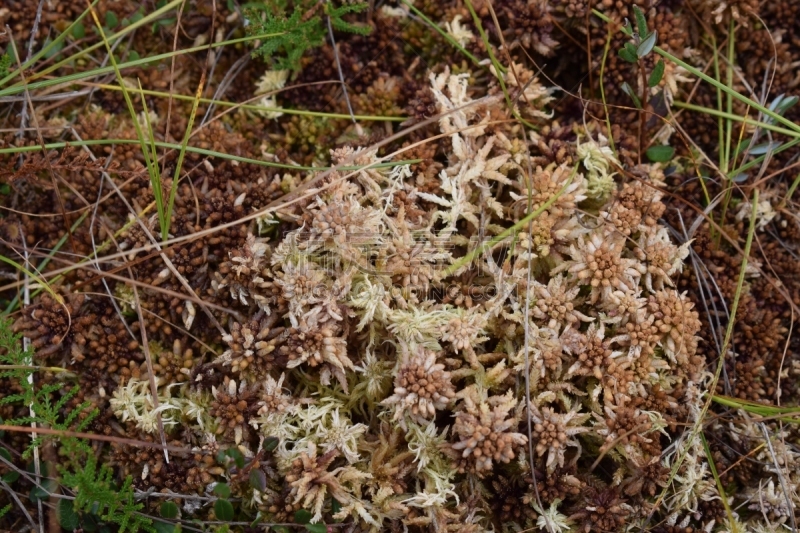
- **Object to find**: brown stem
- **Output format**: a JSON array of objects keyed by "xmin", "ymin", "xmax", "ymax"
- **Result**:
[{"xmin": 0, "ymin": 424, "xmax": 191, "ymax": 452}]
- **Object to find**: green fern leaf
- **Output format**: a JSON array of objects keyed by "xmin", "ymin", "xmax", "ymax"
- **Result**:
[
  {"xmin": 0, "ymin": 52, "xmax": 11, "ymax": 80},
  {"xmin": 245, "ymin": 1, "xmax": 371, "ymax": 72},
  {"xmin": 330, "ymin": 17, "xmax": 371, "ymax": 36}
]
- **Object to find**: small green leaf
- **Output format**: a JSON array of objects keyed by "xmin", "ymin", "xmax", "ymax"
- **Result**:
[
  {"xmin": 128, "ymin": 50, "xmax": 140, "ymax": 62},
  {"xmin": 105, "ymin": 11, "xmax": 119, "ymax": 29},
  {"xmin": 637, "ymin": 30, "xmax": 657, "ymax": 58},
  {"xmin": 214, "ymin": 499, "xmax": 234, "ymax": 521},
  {"xmin": 633, "ymin": 5, "xmax": 648, "ymax": 39},
  {"xmin": 216, "ymin": 449, "xmax": 228, "ymax": 465},
  {"xmin": 58, "ymin": 499, "xmax": 81, "ymax": 530},
  {"xmin": 29, "ymin": 485, "xmax": 49, "ymax": 503},
  {"xmin": 306, "ymin": 524, "xmax": 327, "ymax": 533},
  {"xmin": 72, "ymin": 22, "xmax": 86, "ymax": 39},
  {"xmin": 733, "ymin": 138, "xmax": 751, "ymax": 157},
  {"xmin": 776, "ymin": 95, "xmax": 798, "ymax": 115},
  {"xmin": 763, "ymin": 94, "xmax": 798, "ymax": 125},
  {"xmin": 249, "ymin": 469, "xmax": 267, "ymax": 492},
  {"xmin": 262, "ymin": 436, "xmax": 279, "ymax": 452},
  {"xmin": 213, "ymin": 483, "xmax": 231, "ymax": 498},
  {"xmin": 82, "ymin": 513, "xmax": 101, "ymax": 532},
  {"xmin": 27, "ymin": 469, "xmax": 56, "ymax": 501},
  {"xmin": 43, "ymin": 38, "xmax": 64, "ymax": 60},
  {"xmin": 622, "ymin": 19, "xmax": 633, "ymax": 36},
  {"xmin": 618, "ymin": 45, "xmax": 638, "ymax": 64},
  {"xmin": 620, "ymin": 82, "xmax": 642, "ymax": 109},
  {"xmin": 228, "ymin": 448, "xmax": 245, "ymax": 469},
  {"xmin": 646, "ymin": 145, "xmax": 675, "ymax": 162},
  {"xmin": 1, "ymin": 469, "xmax": 19, "ymax": 483},
  {"xmin": 250, "ymin": 510, "xmax": 264, "ymax": 528},
  {"xmin": 0, "ymin": 448, "xmax": 19, "ymax": 483},
  {"xmin": 131, "ymin": 11, "xmax": 144, "ymax": 24},
  {"xmin": 154, "ymin": 521, "xmax": 177, "ymax": 533},
  {"xmin": 748, "ymin": 141, "xmax": 782, "ymax": 156},
  {"xmin": 295, "ymin": 509, "xmax": 313, "ymax": 524},
  {"xmin": 160, "ymin": 501, "xmax": 180, "ymax": 519},
  {"xmin": 648, "ymin": 59, "xmax": 665, "ymax": 87},
  {"xmin": 152, "ymin": 17, "xmax": 177, "ymax": 33},
  {"xmin": 88, "ymin": 500, "xmax": 101, "ymax": 515}
]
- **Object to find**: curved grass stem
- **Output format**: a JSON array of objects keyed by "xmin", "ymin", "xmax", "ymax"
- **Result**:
[{"xmin": 442, "ymin": 164, "xmax": 576, "ymax": 277}]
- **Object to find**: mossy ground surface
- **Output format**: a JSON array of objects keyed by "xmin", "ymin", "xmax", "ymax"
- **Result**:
[{"xmin": 1, "ymin": 1, "xmax": 799, "ymax": 532}]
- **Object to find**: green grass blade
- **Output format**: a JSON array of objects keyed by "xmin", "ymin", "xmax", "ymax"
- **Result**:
[
  {"xmin": 398, "ymin": 0, "xmax": 483, "ymax": 69},
  {"xmin": 731, "ymin": 137, "xmax": 800, "ymax": 176},
  {"xmin": 707, "ymin": 33, "xmax": 726, "ymax": 173},
  {"xmin": 0, "ymin": 0, "xmax": 184, "ymax": 91},
  {"xmin": 717, "ymin": 20, "xmax": 737, "ymax": 234},
  {"xmin": 658, "ymin": 49, "xmax": 797, "ymax": 133},
  {"xmin": 671, "ymin": 101, "xmax": 798, "ymax": 137},
  {"xmin": 0, "ymin": 139, "xmax": 420, "ymax": 171},
  {"xmin": 463, "ymin": 0, "xmax": 539, "ymax": 130},
  {"xmin": 711, "ymin": 395, "xmax": 800, "ymax": 423},
  {"xmin": 779, "ymin": 172, "xmax": 800, "ymax": 210},
  {"xmin": 599, "ymin": 27, "xmax": 616, "ymax": 153},
  {"xmin": 700, "ymin": 432, "xmax": 740, "ymax": 533},
  {"xmin": 724, "ymin": 19, "xmax": 735, "ymax": 171},
  {"xmin": 0, "ymin": 0, "xmax": 101, "ymax": 89},
  {"xmin": 84, "ymin": 9, "xmax": 153, "ymax": 169},
  {"xmin": 164, "ymin": 75, "xmax": 205, "ymax": 241},
  {"xmin": 3, "ymin": 211, "xmax": 90, "ymax": 315},
  {"xmin": 137, "ymin": 79, "xmax": 165, "ymax": 236},
  {"xmin": 651, "ymin": 189, "xmax": 759, "ymax": 519},
  {"xmin": 0, "ymin": 32, "xmax": 283, "ymax": 99},
  {"xmin": 87, "ymin": 2, "xmax": 166, "ymax": 239},
  {"xmin": 0, "ymin": 255, "xmax": 64, "ymax": 306},
  {"xmin": 463, "ymin": 0, "xmax": 508, "ymax": 90},
  {"xmin": 442, "ymin": 164, "xmax": 577, "ymax": 277},
  {"xmin": 591, "ymin": 9, "xmax": 800, "ymax": 136},
  {"xmin": 86, "ymin": 2, "xmax": 165, "ymax": 231}
]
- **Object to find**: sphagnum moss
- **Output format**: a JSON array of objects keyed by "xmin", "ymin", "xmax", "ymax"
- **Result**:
[
  {"xmin": 5, "ymin": 1, "xmax": 800, "ymax": 531},
  {"xmin": 81, "ymin": 65, "xmax": 712, "ymax": 532}
]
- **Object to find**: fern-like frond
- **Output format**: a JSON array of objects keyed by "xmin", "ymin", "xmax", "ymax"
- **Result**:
[
  {"xmin": 0, "ymin": 394, "xmax": 27, "ymax": 406},
  {"xmin": 0, "ymin": 317, "xmax": 148, "ymax": 531},
  {"xmin": 0, "ymin": 315, "xmax": 35, "ymax": 404},
  {"xmin": 0, "ymin": 52, "xmax": 11, "ymax": 79},
  {"xmin": 245, "ymin": 1, "xmax": 371, "ymax": 72},
  {"xmin": 62, "ymin": 455, "xmax": 154, "ymax": 533},
  {"xmin": 327, "ymin": 3, "xmax": 371, "ymax": 35},
  {"xmin": 246, "ymin": 5, "xmax": 326, "ymax": 72}
]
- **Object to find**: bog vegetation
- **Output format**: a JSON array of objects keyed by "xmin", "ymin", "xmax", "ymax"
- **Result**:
[{"xmin": 0, "ymin": 0, "xmax": 799, "ymax": 532}]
